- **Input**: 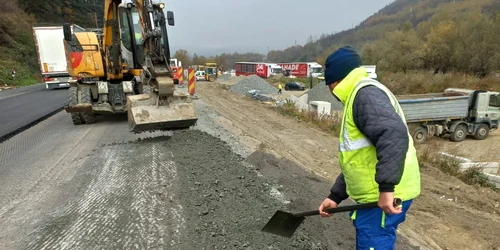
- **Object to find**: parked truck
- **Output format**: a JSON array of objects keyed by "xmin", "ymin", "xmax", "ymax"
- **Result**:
[
  {"xmin": 32, "ymin": 25, "xmax": 85, "ymax": 89},
  {"xmin": 234, "ymin": 62, "xmax": 282, "ymax": 78},
  {"xmin": 397, "ymin": 88, "xmax": 500, "ymax": 143},
  {"xmin": 278, "ymin": 62, "xmax": 323, "ymax": 78}
]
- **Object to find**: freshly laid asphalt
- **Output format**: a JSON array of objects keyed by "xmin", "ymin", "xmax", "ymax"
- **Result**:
[{"xmin": 0, "ymin": 85, "xmax": 67, "ymax": 141}]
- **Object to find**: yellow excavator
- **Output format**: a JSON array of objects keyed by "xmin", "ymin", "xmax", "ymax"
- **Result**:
[{"xmin": 62, "ymin": 0, "xmax": 197, "ymax": 133}]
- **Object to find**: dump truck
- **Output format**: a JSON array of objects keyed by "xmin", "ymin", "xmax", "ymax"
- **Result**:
[
  {"xmin": 397, "ymin": 88, "xmax": 500, "ymax": 143},
  {"xmin": 62, "ymin": 0, "xmax": 197, "ymax": 132},
  {"xmin": 32, "ymin": 25, "xmax": 85, "ymax": 89}
]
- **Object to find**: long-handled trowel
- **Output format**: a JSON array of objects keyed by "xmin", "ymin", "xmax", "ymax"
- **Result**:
[{"xmin": 261, "ymin": 198, "xmax": 402, "ymax": 238}]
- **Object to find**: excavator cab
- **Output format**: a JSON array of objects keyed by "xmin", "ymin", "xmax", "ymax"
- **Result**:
[{"xmin": 62, "ymin": 0, "xmax": 197, "ymax": 133}]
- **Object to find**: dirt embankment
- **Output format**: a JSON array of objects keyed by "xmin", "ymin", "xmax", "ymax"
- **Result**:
[{"xmin": 196, "ymin": 80, "xmax": 500, "ymax": 250}]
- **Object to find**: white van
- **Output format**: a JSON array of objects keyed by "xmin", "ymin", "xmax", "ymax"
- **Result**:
[{"xmin": 195, "ymin": 71, "xmax": 205, "ymax": 81}]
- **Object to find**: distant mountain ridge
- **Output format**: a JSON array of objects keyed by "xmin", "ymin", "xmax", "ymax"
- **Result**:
[{"xmin": 267, "ymin": 0, "xmax": 500, "ymax": 65}]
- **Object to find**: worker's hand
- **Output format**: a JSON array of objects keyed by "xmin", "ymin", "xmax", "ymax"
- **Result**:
[
  {"xmin": 378, "ymin": 192, "xmax": 402, "ymax": 215},
  {"xmin": 318, "ymin": 198, "xmax": 338, "ymax": 217}
]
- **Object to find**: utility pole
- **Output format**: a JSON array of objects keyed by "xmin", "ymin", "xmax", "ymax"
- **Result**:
[{"xmin": 308, "ymin": 65, "xmax": 313, "ymax": 89}]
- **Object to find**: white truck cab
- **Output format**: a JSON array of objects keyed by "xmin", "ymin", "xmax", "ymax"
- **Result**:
[
  {"xmin": 268, "ymin": 63, "xmax": 282, "ymax": 75},
  {"xmin": 307, "ymin": 63, "xmax": 323, "ymax": 78},
  {"xmin": 362, "ymin": 65, "xmax": 378, "ymax": 80}
]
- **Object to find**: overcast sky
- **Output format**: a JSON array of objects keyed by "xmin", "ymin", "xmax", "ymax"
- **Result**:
[{"xmin": 160, "ymin": 0, "xmax": 395, "ymax": 56}]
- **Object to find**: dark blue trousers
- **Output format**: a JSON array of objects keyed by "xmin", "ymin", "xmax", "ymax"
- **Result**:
[{"xmin": 349, "ymin": 200, "xmax": 413, "ymax": 250}]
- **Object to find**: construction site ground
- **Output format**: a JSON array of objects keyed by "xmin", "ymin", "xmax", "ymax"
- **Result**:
[
  {"xmin": 196, "ymin": 79, "xmax": 500, "ymax": 250},
  {"xmin": 0, "ymin": 78, "xmax": 498, "ymax": 250}
]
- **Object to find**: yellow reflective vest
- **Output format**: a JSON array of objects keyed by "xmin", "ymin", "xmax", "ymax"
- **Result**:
[{"xmin": 332, "ymin": 67, "xmax": 421, "ymax": 204}]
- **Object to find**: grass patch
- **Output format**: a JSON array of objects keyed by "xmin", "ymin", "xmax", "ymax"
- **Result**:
[
  {"xmin": 379, "ymin": 70, "xmax": 500, "ymax": 95},
  {"xmin": 416, "ymin": 142, "xmax": 498, "ymax": 191},
  {"xmin": 273, "ymin": 99, "xmax": 342, "ymax": 135},
  {"xmin": 0, "ymin": 0, "xmax": 40, "ymax": 87}
]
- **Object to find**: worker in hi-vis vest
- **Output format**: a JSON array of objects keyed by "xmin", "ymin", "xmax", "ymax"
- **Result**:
[{"xmin": 318, "ymin": 46, "xmax": 421, "ymax": 250}]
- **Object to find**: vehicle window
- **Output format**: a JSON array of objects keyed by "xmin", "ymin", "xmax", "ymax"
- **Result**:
[
  {"xmin": 120, "ymin": 9, "xmax": 133, "ymax": 51},
  {"xmin": 312, "ymin": 67, "xmax": 323, "ymax": 73},
  {"xmin": 131, "ymin": 9, "xmax": 142, "ymax": 45},
  {"xmin": 489, "ymin": 94, "xmax": 500, "ymax": 107}
]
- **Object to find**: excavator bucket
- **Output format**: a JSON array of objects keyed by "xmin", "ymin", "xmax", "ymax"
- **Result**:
[{"xmin": 127, "ymin": 91, "xmax": 198, "ymax": 133}]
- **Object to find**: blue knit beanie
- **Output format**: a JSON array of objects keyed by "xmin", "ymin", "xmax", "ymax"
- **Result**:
[{"xmin": 324, "ymin": 46, "xmax": 363, "ymax": 85}]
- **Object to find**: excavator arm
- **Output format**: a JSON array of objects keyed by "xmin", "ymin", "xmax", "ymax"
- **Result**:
[
  {"xmin": 125, "ymin": 0, "xmax": 198, "ymax": 132},
  {"xmin": 134, "ymin": 0, "xmax": 175, "ymax": 95}
]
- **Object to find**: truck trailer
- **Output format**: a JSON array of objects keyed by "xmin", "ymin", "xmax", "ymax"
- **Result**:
[
  {"xmin": 32, "ymin": 25, "xmax": 85, "ymax": 89},
  {"xmin": 278, "ymin": 62, "xmax": 323, "ymax": 78},
  {"xmin": 234, "ymin": 62, "xmax": 281, "ymax": 78},
  {"xmin": 397, "ymin": 88, "xmax": 500, "ymax": 143}
]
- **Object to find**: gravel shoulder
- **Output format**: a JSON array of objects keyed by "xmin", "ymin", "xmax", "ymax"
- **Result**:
[{"xmin": 197, "ymin": 79, "xmax": 500, "ymax": 250}]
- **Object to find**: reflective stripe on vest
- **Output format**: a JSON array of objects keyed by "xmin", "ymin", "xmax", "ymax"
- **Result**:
[{"xmin": 339, "ymin": 79, "xmax": 408, "ymax": 152}]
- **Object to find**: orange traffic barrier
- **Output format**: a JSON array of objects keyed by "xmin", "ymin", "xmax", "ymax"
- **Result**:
[
  {"xmin": 178, "ymin": 66, "xmax": 184, "ymax": 85},
  {"xmin": 188, "ymin": 68, "xmax": 195, "ymax": 95}
]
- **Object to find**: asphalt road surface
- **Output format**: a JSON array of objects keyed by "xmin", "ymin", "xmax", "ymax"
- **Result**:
[
  {"xmin": 0, "ymin": 90, "xmax": 423, "ymax": 249},
  {"xmin": 0, "ymin": 85, "xmax": 67, "ymax": 141}
]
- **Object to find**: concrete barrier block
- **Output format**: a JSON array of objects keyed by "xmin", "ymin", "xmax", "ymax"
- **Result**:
[
  {"xmin": 485, "ymin": 174, "xmax": 500, "ymax": 188},
  {"xmin": 440, "ymin": 152, "xmax": 472, "ymax": 163},
  {"xmin": 309, "ymin": 101, "xmax": 331, "ymax": 118},
  {"xmin": 459, "ymin": 162, "xmax": 499, "ymax": 175}
]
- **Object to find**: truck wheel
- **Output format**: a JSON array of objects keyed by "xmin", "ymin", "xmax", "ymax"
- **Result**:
[
  {"xmin": 450, "ymin": 124, "xmax": 467, "ymax": 142},
  {"xmin": 80, "ymin": 87, "xmax": 96, "ymax": 124},
  {"xmin": 68, "ymin": 87, "xmax": 83, "ymax": 125},
  {"xmin": 412, "ymin": 127, "xmax": 428, "ymax": 144},
  {"xmin": 209, "ymin": 76, "xmax": 215, "ymax": 82},
  {"xmin": 473, "ymin": 123, "xmax": 489, "ymax": 140}
]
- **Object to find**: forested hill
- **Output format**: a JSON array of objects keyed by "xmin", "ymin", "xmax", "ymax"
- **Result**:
[
  {"xmin": 268, "ymin": 0, "xmax": 500, "ymax": 76},
  {"xmin": 0, "ymin": 0, "xmax": 104, "ymax": 86},
  {"xmin": 18, "ymin": 0, "xmax": 103, "ymax": 28}
]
